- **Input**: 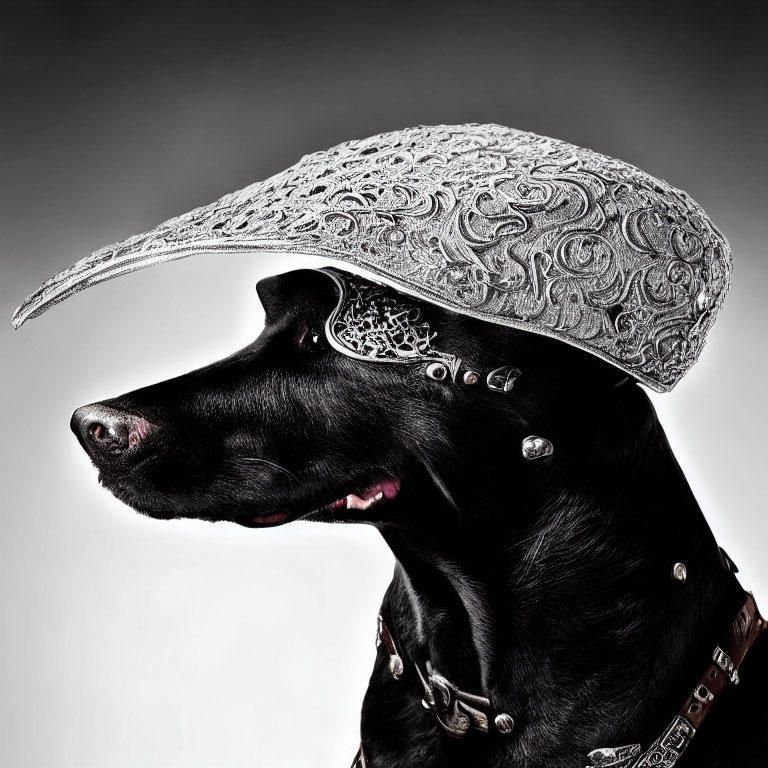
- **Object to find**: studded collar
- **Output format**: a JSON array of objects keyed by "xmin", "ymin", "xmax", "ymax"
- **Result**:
[{"xmin": 370, "ymin": 592, "xmax": 766, "ymax": 768}]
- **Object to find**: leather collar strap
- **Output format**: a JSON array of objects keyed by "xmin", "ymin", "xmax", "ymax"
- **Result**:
[
  {"xmin": 353, "ymin": 593, "xmax": 765, "ymax": 768},
  {"xmin": 415, "ymin": 659, "xmax": 503, "ymax": 738},
  {"xmin": 350, "ymin": 743, "xmax": 368, "ymax": 768},
  {"xmin": 377, "ymin": 614, "xmax": 517, "ymax": 739},
  {"xmin": 587, "ymin": 591, "xmax": 766, "ymax": 768}
]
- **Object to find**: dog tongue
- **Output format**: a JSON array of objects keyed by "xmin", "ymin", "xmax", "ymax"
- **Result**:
[{"xmin": 346, "ymin": 478, "xmax": 400, "ymax": 510}]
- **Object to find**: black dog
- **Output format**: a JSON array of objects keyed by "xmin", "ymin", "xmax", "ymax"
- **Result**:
[{"xmin": 70, "ymin": 267, "xmax": 767, "ymax": 768}]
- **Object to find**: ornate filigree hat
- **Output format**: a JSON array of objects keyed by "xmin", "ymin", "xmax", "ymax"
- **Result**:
[{"xmin": 12, "ymin": 124, "xmax": 731, "ymax": 392}]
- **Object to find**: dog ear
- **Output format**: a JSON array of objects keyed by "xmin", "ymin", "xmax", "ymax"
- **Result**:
[{"xmin": 256, "ymin": 269, "xmax": 338, "ymax": 325}]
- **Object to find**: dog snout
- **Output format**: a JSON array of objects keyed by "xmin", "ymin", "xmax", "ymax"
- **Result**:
[{"xmin": 71, "ymin": 404, "xmax": 152, "ymax": 460}]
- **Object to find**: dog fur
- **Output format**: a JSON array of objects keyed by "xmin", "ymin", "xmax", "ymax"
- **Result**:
[{"xmin": 71, "ymin": 268, "xmax": 767, "ymax": 768}]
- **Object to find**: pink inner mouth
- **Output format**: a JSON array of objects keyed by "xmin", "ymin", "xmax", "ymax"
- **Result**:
[
  {"xmin": 250, "ymin": 477, "xmax": 401, "ymax": 526},
  {"xmin": 327, "ymin": 478, "xmax": 401, "ymax": 511}
]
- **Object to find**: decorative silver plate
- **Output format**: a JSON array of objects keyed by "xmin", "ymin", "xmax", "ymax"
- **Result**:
[{"xmin": 12, "ymin": 124, "xmax": 731, "ymax": 392}]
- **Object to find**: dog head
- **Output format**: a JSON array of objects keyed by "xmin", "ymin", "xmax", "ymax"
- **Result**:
[
  {"xmin": 70, "ymin": 267, "xmax": 627, "ymax": 530},
  {"xmin": 17, "ymin": 126, "xmax": 731, "ymax": 525}
]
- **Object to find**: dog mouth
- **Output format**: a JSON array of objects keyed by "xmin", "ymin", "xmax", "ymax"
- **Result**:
[
  {"xmin": 323, "ymin": 478, "xmax": 402, "ymax": 511},
  {"xmin": 250, "ymin": 477, "xmax": 401, "ymax": 527}
]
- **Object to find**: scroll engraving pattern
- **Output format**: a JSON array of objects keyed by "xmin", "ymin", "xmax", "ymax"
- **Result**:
[
  {"xmin": 329, "ymin": 278, "xmax": 442, "ymax": 363},
  {"xmin": 15, "ymin": 124, "xmax": 731, "ymax": 391}
]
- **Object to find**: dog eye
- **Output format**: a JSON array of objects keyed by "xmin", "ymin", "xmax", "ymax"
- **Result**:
[{"xmin": 298, "ymin": 327, "xmax": 325, "ymax": 352}]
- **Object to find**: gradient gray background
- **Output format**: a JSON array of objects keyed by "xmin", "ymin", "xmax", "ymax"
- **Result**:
[{"xmin": 2, "ymin": 1, "xmax": 767, "ymax": 766}]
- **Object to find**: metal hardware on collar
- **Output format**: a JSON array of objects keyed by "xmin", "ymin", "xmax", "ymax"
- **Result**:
[
  {"xmin": 375, "ymin": 594, "xmax": 764, "ymax": 767},
  {"xmin": 486, "ymin": 366, "xmax": 521, "ymax": 393},
  {"xmin": 712, "ymin": 646, "xmax": 739, "ymax": 685},
  {"xmin": 416, "ymin": 663, "xmax": 491, "ymax": 738},
  {"xmin": 585, "ymin": 715, "xmax": 694, "ymax": 768},
  {"xmin": 494, "ymin": 713, "xmax": 515, "ymax": 734},
  {"xmin": 522, "ymin": 435, "xmax": 554, "ymax": 460},
  {"xmin": 636, "ymin": 715, "xmax": 695, "ymax": 768},
  {"xmin": 376, "ymin": 616, "xmax": 514, "ymax": 740},
  {"xmin": 671, "ymin": 563, "xmax": 687, "ymax": 583},
  {"xmin": 692, "ymin": 684, "xmax": 713, "ymax": 704},
  {"xmin": 587, "ymin": 592, "xmax": 766, "ymax": 768},
  {"xmin": 375, "ymin": 594, "xmax": 765, "ymax": 764},
  {"xmin": 376, "ymin": 615, "xmax": 404, "ymax": 680},
  {"xmin": 586, "ymin": 744, "xmax": 642, "ymax": 767}
]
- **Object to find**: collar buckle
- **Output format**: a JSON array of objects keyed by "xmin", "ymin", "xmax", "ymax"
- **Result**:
[
  {"xmin": 419, "ymin": 667, "xmax": 490, "ymax": 738},
  {"xmin": 712, "ymin": 646, "xmax": 740, "ymax": 685}
]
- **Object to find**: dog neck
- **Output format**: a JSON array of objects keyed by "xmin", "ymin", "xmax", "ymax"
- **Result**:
[{"xmin": 374, "ymin": 383, "xmax": 745, "ymax": 766}]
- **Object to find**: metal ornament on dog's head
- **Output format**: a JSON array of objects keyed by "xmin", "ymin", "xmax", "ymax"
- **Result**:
[
  {"xmin": 322, "ymin": 267, "xmax": 523, "ymax": 390},
  {"xmin": 322, "ymin": 268, "xmax": 462, "ymax": 380},
  {"xmin": 12, "ymin": 124, "xmax": 731, "ymax": 392}
]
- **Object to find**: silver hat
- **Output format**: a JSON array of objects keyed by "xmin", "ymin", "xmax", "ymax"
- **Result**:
[{"xmin": 12, "ymin": 124, "xmax": 731, "ymax": 392}]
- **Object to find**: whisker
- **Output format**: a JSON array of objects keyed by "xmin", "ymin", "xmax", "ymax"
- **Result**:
[
  {"xmin": 227, "ymin": 456, "xmax": 298, "ymax": 481},
  {"xmin": 423, "ymin": 460, "xmax": 461, "ymax": 524}
]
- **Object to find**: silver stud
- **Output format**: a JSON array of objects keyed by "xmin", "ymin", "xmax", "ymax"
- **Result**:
[
  {"xmin": 389, "ymin": 655, "xmax": 404, "ymax": 680},
  {"xmin": 495, "ymin": 713, "xmax": 515, "ymax": 734},
  {"xmin": 425, "ymin": 362, "xmax": 449, "ymax": 381},
  {"xmin": 463, "ymin": 370, "xmax": 480, "ymax": 385},
  {"xmin": 521, "ymin": 435, "xmax": 554, "ymax": 460},
  {"xmin": 672, "ymin": 562, "xmax": 687, "ymax": 583},
  {"xmin": 696, "ymin": 291, "xmax": 711, "ymax": 313},
  {"xmin": 486, "ymin": 366, "xmax": 521, "ymax": 392}
]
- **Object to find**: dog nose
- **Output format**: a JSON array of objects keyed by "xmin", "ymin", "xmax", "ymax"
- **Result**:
[{"xmin": 71, "ymin": 404, "xmax": 150, "ymax": 459}]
